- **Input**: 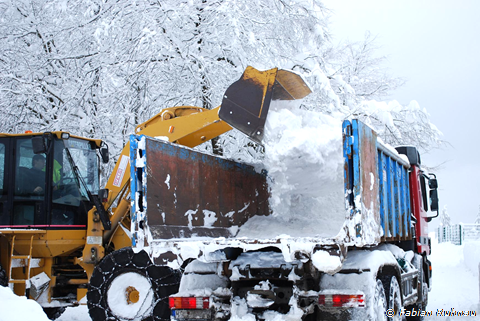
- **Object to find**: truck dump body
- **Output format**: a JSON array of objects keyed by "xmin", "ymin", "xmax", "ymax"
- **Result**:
[
  {"xmin": 343, "ymin": 119, "xmax": 412, "ymax": 244},
  {"xmin": 130, "ymin": 119, "xmax": 412, "ymax": 264},
  {"xmin": 130, "ymin": 135, "xmax": 270, "ymax": 242}
]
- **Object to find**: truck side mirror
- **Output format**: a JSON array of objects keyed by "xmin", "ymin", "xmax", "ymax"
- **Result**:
[
  {"xmin": 428, "ymin": 178, "xmax": 438, "ymax": 189},
  {"xmin": 425, "ymin": 173, "xmax": 439, "ymax": 222},
  {"xmin": 429, "ymin": 189, "xmax": 439, "ymax": 212},
  {"xmin": 32, "ymin": 136, "xmax": 47, "ymax": 154}
]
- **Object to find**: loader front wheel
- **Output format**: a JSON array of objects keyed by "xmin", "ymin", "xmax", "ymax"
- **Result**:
[
  {"xmin": 87, "ymin": 247, "xmax": 180, "ymax": 321},
  {"xmin": 0, "ymin": 264, "xmax": 7, "ymax": 287},
  {"xmin": 43, "ymin": 307, "xmax": 66, "ymax": 320}
]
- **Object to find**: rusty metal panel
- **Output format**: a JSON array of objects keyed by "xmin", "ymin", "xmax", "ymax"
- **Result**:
[
  {"xmin": 130, "ymin": 135, "xmax": 270, "ymax": 242},
  {"xmin": 355, "ymin": 120, "xmax": 380, "ymax": 219}
]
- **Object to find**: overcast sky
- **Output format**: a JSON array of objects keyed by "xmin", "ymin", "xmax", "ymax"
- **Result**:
[{"xmin": 323, "ymin": 0, "xmax": 480, "ymax": 229}]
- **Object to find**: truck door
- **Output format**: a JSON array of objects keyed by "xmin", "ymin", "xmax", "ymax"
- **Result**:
[{"xmin": 12, "ymin": 137, "xmax": 47, "ymax": 227}]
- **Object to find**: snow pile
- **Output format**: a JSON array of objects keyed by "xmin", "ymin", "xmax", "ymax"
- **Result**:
[
  {"xmin": 425, "ymin": 233, "xmax": 479, "ymax": 320},
  {"xmin": 463, "ymin": 240, "xmax": 480, "ymax": 276},
  {"xmin": 0, "ymin": 286, "xmax": 50, "ymax": 321},
  {"xmin": 311, "ymin": 250, "xmax": 343, "ymax": 273},
  {"xmin": 237, "ymin": 101, "xmax": 346, "ymax": 239}
]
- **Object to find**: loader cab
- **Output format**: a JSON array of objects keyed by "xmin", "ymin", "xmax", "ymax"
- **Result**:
[{"xmin": 0, "ymin": 132, "xmax": 104, "ymax": 229}]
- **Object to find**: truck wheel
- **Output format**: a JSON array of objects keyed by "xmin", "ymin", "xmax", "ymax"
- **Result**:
[
  {"xmin": 0, "ymin": 264, "xmax": 7, "ymax": 287},
  {"xmin": 373, "ymin": 279, "xmax": 388, "ymax": 321},
  {"xmin": 43, "ymin": 307, "xmax": 66, "ymax": 320},
  {"xmin": 87, "ymin": 247, "xmax": 180, "ymax": 321},
  {"xmin": 383, "ymin": 276, "xmax": 401, "ymax": 321}
]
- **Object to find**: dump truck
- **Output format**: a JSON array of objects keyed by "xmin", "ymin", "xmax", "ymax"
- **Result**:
[
  {"xmin": 0, "ymin": 66, "xmax": 313, "ymax": 320},
  {"xmin": 128, "ymin": 113, "xmax": 440, "ymax": 318}
]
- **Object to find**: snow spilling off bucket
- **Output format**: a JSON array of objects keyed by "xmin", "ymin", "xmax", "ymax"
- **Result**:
[{"xmin": 237, "ymin": 101, "xmax": 347, "ymax": 239}]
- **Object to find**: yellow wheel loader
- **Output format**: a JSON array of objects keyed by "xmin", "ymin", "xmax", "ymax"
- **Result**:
[{"xmin": 0, "ymin": 66, "xmax": 310, "ymax": 320}]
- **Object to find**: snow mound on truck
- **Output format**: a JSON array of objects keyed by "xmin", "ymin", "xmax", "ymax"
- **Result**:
[{"xmin": 237, "ymin": 102, "xmax": 346, "ymax": 239}]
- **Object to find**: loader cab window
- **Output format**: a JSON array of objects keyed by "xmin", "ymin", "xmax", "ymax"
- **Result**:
[
  {"xmin": 0, "ymin": 142, "xmax": 6, "ymax": 225},
  {"xmin": 0, "ymin": 143, "xmax": 5, "ymax": 195},
  {"xmin": 13, "ymin": 138, "xmax": 47, "ymax": 226}
]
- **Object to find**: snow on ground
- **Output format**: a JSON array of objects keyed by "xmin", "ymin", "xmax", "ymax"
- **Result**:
[
  {"xmin": 424, "ymin": 234, "xmax": 479, "ymax": 320},
  {"xmin": 57, "ymin": 305, "xmax": 91, "ymax": 321},
  {"xmin": 1, "ymin": 232, "xmax": 477, "ymax": 320},
  {"xmin": 0, "ymin": 285, "xmax": 50, "ymax": 321}
]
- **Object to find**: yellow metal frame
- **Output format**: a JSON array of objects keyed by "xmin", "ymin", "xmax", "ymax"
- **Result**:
[{"xmin": 0, "ymin": 229, "xmax": 86, "ymax": 297}]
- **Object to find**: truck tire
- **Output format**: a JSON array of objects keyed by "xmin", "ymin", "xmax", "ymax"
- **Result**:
[
  {"xmin": 382, "ymin": 276, "xmax": 401, "ymax": 321},
  {"xmin": 373, "ymin": 279, "xmax": 388, "ymax": 321},
  {"xmin": 43, "ymin": 307, "xmax": 66, "ymax": 320},
  {"xmin": 87, "ymin": 247, "xmax": 180, "ymax": 321}
]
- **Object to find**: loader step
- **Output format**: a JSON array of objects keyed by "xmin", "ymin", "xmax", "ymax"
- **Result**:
[{"xmin": 11, "ymin": 255, "xmax": 30, "ymax": 260}]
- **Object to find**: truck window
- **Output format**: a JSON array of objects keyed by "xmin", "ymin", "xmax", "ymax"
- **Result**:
[{"xmin": 420, "ymin": 175, "xmax": 428, "ymax": 212}]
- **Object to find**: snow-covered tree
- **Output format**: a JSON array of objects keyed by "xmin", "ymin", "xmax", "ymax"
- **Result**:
[
  {"xmin": 440, "ymin": 205, "xmax": 451, "ymax": 227},
  {"xmin": 0, "ymin": 0, "xmax": 443, "ymax": 168},
  {"xmin": 475, "ymin": 205, "xmax": 480, "ymax": 225}
]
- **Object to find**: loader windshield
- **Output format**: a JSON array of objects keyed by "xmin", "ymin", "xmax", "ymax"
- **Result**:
[
  {"xmin": 62, "ymin": 138, "xmax": 100, "ymax": 195},
  {"xmin": 49, "ymin": 137, "xmax": 99, "ymax": 226}
]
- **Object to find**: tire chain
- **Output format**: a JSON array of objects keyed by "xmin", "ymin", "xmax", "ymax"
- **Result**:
[{"xmin": 87, "ymin": 247, "xmax": 180, "ymax": 321}]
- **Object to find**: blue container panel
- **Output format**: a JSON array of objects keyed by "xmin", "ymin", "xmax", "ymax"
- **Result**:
[
  {"xmin": 343, "ymin": 119, "xmax": 414, "ymax": 243},
  {"xmin": 377, "ymin": 148, "xmax": 411, "ymax": 241}
]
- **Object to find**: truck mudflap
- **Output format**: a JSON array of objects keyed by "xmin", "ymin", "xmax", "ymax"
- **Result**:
[{"xmin": 130, "ymin": 135, "xmax": 270, "ymax": 246}]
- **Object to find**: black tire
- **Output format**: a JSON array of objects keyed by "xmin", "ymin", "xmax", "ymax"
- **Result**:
[
  {"xmin": 43, "ymin": 307, "xmax": 66, "ymax": 320},
  {"xmin": 302, "ymin": 306, "xmax": 319, "ymax": 321},
  {"xmin": 373, "ymin": 279, "xmax": 388, "ymax": 321},
  {"xmin": 0, "ymin": 264, "xmax": 7, "ymax": 287},
  {"xmin": 87, "ymin": 247, "xmax": 180, "ymax": 321},
  {"xmin": 382, "ymin": 276, "xmax": 402, "ymax": 321}
]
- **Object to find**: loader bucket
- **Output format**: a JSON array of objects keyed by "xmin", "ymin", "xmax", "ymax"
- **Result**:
[{"xmin": 219, "ymin": 66, "xmax": 312, "ymax": 144}]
